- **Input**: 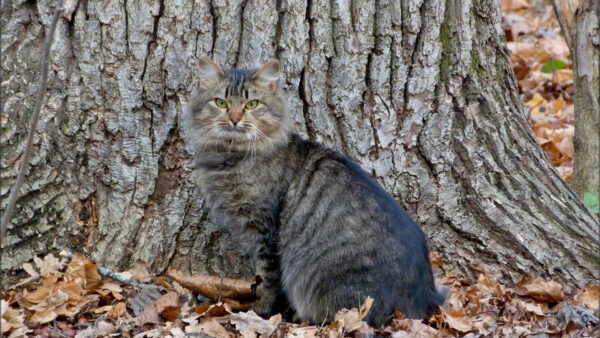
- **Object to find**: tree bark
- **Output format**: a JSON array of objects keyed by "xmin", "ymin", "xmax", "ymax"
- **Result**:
[
  {"xmin": 571, "ymin": 1, "xmax": 600, "ymax": 199},
  {"xmin": 1, "ymin": 0, "xmax": 598, "ymax": 289}
]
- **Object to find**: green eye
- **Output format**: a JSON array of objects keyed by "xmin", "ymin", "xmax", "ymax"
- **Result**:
[
  {"xmin": 215, "ymin": 98, "xmax": 228, "ymax": 108},
  {"xmin": 245, "ymin": 100, "xmax": 258, "ymax": 110}
]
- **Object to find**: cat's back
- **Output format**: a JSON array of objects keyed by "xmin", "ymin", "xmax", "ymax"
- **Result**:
[{"xmin": 279, "ymin": 135, "xmax": 443, "ymax": 326}]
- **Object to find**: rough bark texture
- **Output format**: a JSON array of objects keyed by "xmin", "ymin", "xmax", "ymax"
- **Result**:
[
  {"xmin": 1, "ymin": 0, "xmax": 598, "ymax": 288},
  {"xmin": 571, "ymin": 0, "xmax": 600, "ymax": 199}
]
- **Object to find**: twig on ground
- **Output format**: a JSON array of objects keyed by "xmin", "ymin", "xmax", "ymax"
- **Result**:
[
  {"xmin": 61, "ymin": 250, "xmax": 165, "ymax": 291},
  {"xmin": 550, "ymin": 0, "xmax": 574, "ymax": 52},
  {"xmin": 1, "ymin": 1, "xmax": 64, "ymax": 240}
]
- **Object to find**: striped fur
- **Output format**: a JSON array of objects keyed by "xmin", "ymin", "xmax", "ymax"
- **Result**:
[{"xmin": 182, "ymin": 57, "xmax": 446, "ymax": 326}]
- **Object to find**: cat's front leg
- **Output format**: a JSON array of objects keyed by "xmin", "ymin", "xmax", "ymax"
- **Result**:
[{"xmin": 252, "ymin": 245, "xmax": 287, "ymax": 318}]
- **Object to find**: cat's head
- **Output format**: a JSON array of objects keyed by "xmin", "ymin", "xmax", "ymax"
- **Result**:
[{"xmin": 183, "ymin": 56, "xmax": 291, "ymax": 155}]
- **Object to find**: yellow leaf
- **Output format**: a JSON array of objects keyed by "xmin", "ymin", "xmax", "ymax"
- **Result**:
[{"xmin": 552, "ymin": 95, "xmax": 564, "ymax": 113}]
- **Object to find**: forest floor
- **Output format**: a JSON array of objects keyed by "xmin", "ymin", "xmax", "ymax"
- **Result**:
[
  {"xmin": 502, "ymin": 0, "xmax": 576, "ymax": 185},
  {"xmin": 2, "ymin": 1, "xmax": 598, "ymax": 337},
  {"xmin": 2, "ymin": 252, "xmax": 598, "ymax": 337}
]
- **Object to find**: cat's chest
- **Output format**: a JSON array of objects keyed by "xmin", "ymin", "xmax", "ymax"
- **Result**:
[{"xmin": 197, "ymin": 167, "xmax": 274, "ymax": 211}]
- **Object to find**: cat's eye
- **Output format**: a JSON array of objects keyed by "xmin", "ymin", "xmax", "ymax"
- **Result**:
[
  {"xmin": 245, "ymin": 100, "xmax": 259, "ymax": 110},
  {"xmin": 215, "ymin": 98, "xmax": 228, "ymax": 108}
]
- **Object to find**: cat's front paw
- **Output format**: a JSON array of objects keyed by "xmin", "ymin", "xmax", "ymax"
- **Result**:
[{"xmin": 253, "ymin": 283, "xmax": 277, "ymax": 317}]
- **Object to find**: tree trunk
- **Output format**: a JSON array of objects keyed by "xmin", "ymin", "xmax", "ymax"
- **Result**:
[
  {"xmin": 1, "ymin": 0, "xmax": 598, "ymax": 288},
  {"xmin": 571, "ymin": 0, "xmax": 600, "ymax": 199}
]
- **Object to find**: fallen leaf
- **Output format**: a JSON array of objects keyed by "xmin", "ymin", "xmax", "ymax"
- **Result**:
[
  {"xmin": 332, "ymin": 297, "xmax": 374, "ymax": 332},
  {"xmin": 96, "ymin": 320, "xmax": 118, "ymax": 336},
  {"xmin": 166, "ymin": 267, "xmax": 259, "ymax": 301},
  {"xmin": 501, "ymin": 0, "xmax": 530, "ymax": 11},
  {"xmin": 1, "ymin": 300, "xmax": 24, "ymax": 333},
  {"xmin": 6, "ymin": 326, "xmax": 32, "ymax": 338},
  {"xmin": 161, "ymin": 306, "xmax": 181, "ymax": 322},
  {"xmin": 472, "ymin": 313, "xmax": 497, "ymax": 335},
  {"xmin": 573, "ymin": 285, "xmax": 599, "ymax": 310},
  {"xmin": 28, "ymin": 287, "xmax": 69, "ymax": 311},
  {"xmin": 133, "ymin": 291, "xmax": 179, "ymax": 325},
  {"xmin": 98, "ymin": 281, "xmax": 123, "ymax": 292},
  {"xmin": 390, "ymin": 318, "xmax": 442, "ymax": 337},
  {"xmin": 513, "ymin": 276, "xmax": 564, "ymax": 302},
  {"xmin": 64, "ymin": 253, "xmax": 102, "ymax": 291},
  {"xmin": 126, "ymin": 261, "xmax": 152, "ymax": 283},
  {"xmin": 284, "ymin": 326, "xmax": 319, "ymax": 337},
  {"xmin": 196, "ymin": 302, "xmax": 232, "ymax": 317},
  {"xmin": 444, "ymin": 307, "xmax": 474, "ymax": 333},
  {"xmin": 34, "ymin": 254, "xmax": 64, "ymax": 276},
  {"xmin": 230, "ymin": 311, "xmax": 280, "ymax": 338},
  {"xmin": 515, "ymin": 298, "xmax": 546, "ymax": 316},
  {"xmin": 110, "ymin": 301, "xmax": 128, "ymax": 320},
  {"xmin": 185, "ymin": 317, "xmax": 233, "ymax": 337}
]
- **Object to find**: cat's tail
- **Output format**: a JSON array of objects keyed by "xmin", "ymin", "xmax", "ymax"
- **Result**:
[
  {"xmin": 426, "ymin": 284, "xmax": 448, "ymax": 316},
  {"xmin": 433, "ymin": 284, "xmax": 449, "ymax": 305}
]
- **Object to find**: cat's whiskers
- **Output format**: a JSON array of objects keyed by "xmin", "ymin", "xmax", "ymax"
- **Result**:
[{"xmin": 197, "ymin": 124, "xmax": 220, "ymax": 157}]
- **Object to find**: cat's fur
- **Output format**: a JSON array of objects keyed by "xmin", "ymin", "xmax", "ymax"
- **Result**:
[{"xmin": 182, "ymin": 57, "xmax": 447, "ymax": 326}]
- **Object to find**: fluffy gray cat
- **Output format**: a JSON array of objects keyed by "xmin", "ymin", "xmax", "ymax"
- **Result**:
[{"xmin": 182, "ymin": 56, "xmax": 447, "ymax": 326}]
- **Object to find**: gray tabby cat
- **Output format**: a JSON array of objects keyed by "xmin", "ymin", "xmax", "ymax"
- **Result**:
[{"xmin": 182, "ymin": 56, "xmax": 446, "ymax": 326}]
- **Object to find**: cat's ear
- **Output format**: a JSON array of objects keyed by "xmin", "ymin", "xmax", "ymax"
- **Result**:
[
  {"xmin": 251, "ymin": 60, "xmax": 280, "ymax": 91},
  {"xmin": 198, "ymin": 56, "xmax": 224, "ymax": 88}
]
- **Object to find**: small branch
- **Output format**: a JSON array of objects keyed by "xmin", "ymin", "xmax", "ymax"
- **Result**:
[
  {"xmin": 62, "ymin": 250, "xmax": 164, "ymax": 291},
  {"xmin": 550, "ymin": 0, "xmax": 574, "ymax": 53},
  {"xmin": 1, "ymin": 1, "xmax": 64, "ymax": 240}
]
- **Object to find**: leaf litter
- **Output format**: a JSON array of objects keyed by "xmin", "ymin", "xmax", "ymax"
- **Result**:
[
  {"xmin": 2, "ymin": 252, "xmax": 598, "ymax": 337},
  {"xmin": 502, "ymin": 0, "xmax": 576, "ymax": 184}
]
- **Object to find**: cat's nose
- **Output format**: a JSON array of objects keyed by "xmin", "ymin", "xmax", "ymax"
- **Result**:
[{"xmin": 229, "ymin": 117, "xmax": 241, "ymax": 126}]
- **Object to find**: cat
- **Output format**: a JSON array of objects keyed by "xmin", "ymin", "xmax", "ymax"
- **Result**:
[{"xmin": 181, "ymin": 56, "xmax": 447, "ymax": 326}]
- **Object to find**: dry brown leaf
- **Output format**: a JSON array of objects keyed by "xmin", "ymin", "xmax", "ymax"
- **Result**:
[
  {"xmin": 161, "ymin": 306, "xmax": 181, "ymax": 322},
  {"xmin": 29, "ymin": 288, "xmax": 69, "ymax": 315},
  {"xmin": 110, "ymin": 301, "xmax": 128, "ymax": 320},
  {"xmin": 6, "ymin": 326, "xmax": 32, "ymax": 338},
  {"xmin": 63, "ymin": 253, "xmax": 102, "ymax": 291},
  {"xmin": 166, "ymin": 267, "xmax": 259, "ymax": 301},
  {"xmin": 98, "ymin": 280, "xmax": 123, "ymax": 292},
  {"xmin": 285, "ymin": 326, "xmax": 320, "ymax": 337},
  {"xmin": 21, "ymin": 263, "xmax": 40, "ymax": 280},
  {"xmin": 573, "ymin": 285, "xmax": 599, "ymax": 310},
  {"xmin": 507, "ymin": 42, "xmax": 538, "ymax": 62},
  {"xmin": 59, "ymin": 280, "xmax": 85, "ymax": 306},
  {"xmin": 126, "ymin": 260, "xmax": 152, "ymax": 283},
  {"xmin": 332, "ymin": 297, "xmax": 374, "ymax": 332},
  {"xmin": 133, "ymin": 291, "xmax": 179, "ymax": 325},
  {"xmin": 1, "ymin": 300, "xmax": 24, "ymax": 333},
  {"xmin": 513, "ymin": 276, "xmax": 564, "ymax": 302},
  {"xmin": 196, "ymin": 302, "xmax": 232, "ymax": 317},
  {"xmin": 539, "ymin": 38, "xmax": 570, "ymax": 61},
  {"xmin": 472, "ymin": 313, "xmax": 497, "ymax": 335},
  {"xmin": 514, "ymin": 298, "xmax": 546, "ymax": 316},
  {"xmin": 30, "ymin": 307, "xmax": 58, "ymax": 324},
  {"xmin": 229, "ymin": 311, "xmax": 280, "ymax": 338},
  {"xmin": 444, "ymin": 307, "xmax": 474, "ymax": 333},
  {"xmin": 96, "ymin": 320, "xmax": 118, "ymax": 336},
  {"xmin": 501, "ymin": 0, "xmax": 530, "ymax": 11},
  {"xmin": 21, "ymin": 274, "xmax": 58, "ymax": 308},
  {"xmin": 34, "ymin": 254, "xmax": 64, "ymax": 276},
  {"xmin": 391, "ymin": 318, "xmax": 442, "ymax": 337},
  {"xmin": 185, "ymin": 317, "xmax": 233, "ymax": 337},
  {"xmin": 503, "ymin": 13, "xmax": 532, "ymax": 41},
  {"xmin": 222, "ymin": 297, "xmax": 255, "ymax": 311},
  {"xmin": 555, "ymin": 133, "xmax": 574, "ymax": 158},
  {"xmin": 553, "ymin": 95, "xmax": 565, "ymax": 112},
  {"xmin": 93, "ymin": 305, "xmax": 114, "ymax": 314}
]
